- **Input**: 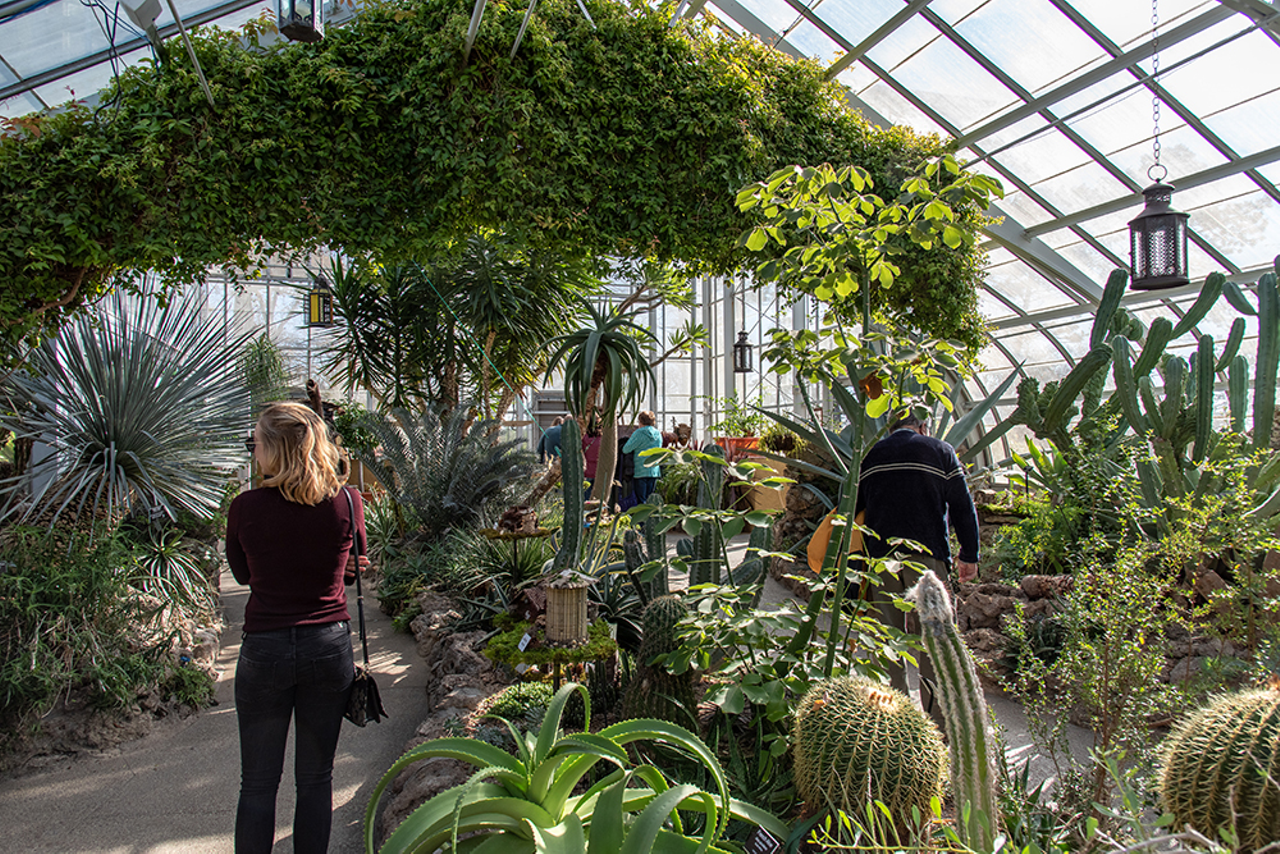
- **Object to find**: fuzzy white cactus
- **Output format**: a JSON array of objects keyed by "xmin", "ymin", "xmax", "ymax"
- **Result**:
[{"xmin": 907, "ymin": 570, "xmax": 999, "ymax": 850}]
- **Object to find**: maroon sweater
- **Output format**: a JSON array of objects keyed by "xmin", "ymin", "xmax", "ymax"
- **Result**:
[{"xmin": 226, "ymin": 485, "xmax": 367, "ymax": 633}]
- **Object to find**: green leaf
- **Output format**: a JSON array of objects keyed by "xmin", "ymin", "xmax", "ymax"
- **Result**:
[{"xmin": 745, "ymin": 228, "xmax": 767, "ymax": 252}]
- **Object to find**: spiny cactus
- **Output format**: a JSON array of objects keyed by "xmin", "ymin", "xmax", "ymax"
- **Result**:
[
  {"xmin": 621, "ymin": 594, "xmax": 695, "ymax": 726},
  {"xmin": 551, "ymin": 418, "xmax": 584, "ymax": 574},
  {"xmin": 908, "ymin": 571, "xmax": 998, "ymax": 851},
  {"xmin": 1158, "ymin": 679, "xmax": 1280, "ymax": 852},
  {"xmin": 792, "ymin": 676, "xmax": 945, "ymax": 833}
]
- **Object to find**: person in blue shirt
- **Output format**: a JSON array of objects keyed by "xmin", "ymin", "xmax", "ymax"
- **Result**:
[
  {"xmin": 622, "ymin": 410, "xmax": 663, "ymax": 504},
  {"xmin": 537, "ymin": 416, "xmax": 566, "ymax": 463}
]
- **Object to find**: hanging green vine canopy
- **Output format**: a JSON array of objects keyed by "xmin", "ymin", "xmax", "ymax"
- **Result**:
[{"xmin": 0, "ymin": 0, "xmax": 990, "ymax": 352}]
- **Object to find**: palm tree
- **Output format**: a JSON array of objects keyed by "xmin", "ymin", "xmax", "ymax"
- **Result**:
[{"xmin": 545, "ymin": 300, "xmax": 658, "ymax": 507}]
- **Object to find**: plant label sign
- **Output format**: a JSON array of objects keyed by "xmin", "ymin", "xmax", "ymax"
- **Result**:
[
  {"xmin": 517, "ymin": 633, "xmax": 533, "ymax": 652},
  {"xmin": 744, "ymin": 827, "xmax": 781, "ymax": 854}
]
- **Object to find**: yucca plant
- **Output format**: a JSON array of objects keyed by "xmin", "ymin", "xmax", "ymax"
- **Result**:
[
  {"xmin": 0, "ymin": 289, "xmax": 253, "ymax": 527},
  {"xmin": 365, "ymin": 682, "xmax": 789, "ymax": 854},
  {"xmin": 353, "ymin": 404, "xmax": 536, "ymax": 543}
]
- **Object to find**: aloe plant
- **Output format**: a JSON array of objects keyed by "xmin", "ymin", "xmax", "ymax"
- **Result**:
[{"xmin": 364, "ymin": 682, "xmax": 789, "ymax": 854}]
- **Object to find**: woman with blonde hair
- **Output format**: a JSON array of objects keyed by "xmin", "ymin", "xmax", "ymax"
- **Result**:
[{"xmin": 226, "ymin": 401, "xmax": 366, "ymax": 853}]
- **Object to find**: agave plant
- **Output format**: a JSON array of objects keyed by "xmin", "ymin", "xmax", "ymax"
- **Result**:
[
  {"xmin": 0, "ymin": 289, "xmax": 252, "ymax": 526},
  {"xmin": 353, "ymin": 404, "xmax": 537, "ymax": 543},
  {"xmin": 365, "ymin": 682, "xmax": 789, "ymax": 854}
]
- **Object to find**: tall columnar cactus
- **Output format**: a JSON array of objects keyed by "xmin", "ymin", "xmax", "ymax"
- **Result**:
[
  {"xmin": 620, "ymin": 594, "xmax": 696, "ymax": 726},
  {"xmin": 792, "ymin": 676, "xmax": 945, "ymax": 833},
  {"xmin": 676, "ymin": 444, "xmax": 727, "ymax": 587},
  {"xmin": 908, "ymin": 571, "xmax": 999, "ymax": 851},
  {"xmin": 1158, "ymin": 679, "xmax": 1280, "ymax": 852},
  {"xmin": 728, "ymin": 522, "xmax": 772, "ymax": 608},
  {"xmin": 551, "ymin": 418, "xmax": 584, "ymax": 574}
]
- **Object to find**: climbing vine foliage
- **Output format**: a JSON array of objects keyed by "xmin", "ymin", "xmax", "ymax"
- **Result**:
[{"xmin": 0, "ymin": 0, "xmax": 992, "ymax": 354}]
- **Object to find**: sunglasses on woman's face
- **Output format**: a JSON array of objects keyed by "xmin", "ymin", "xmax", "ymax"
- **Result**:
[{"xmin": 244, "ymin": 435, "xmax": 256, "ymax": 452}]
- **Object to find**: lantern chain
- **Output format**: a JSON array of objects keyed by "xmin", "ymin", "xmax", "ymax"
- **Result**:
[{"xmin": 1149, "ymin": 0, "xmax": 1166, "ymax": 182}]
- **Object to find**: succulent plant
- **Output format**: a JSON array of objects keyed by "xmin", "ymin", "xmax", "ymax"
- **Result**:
[
  {"xmin": 792, "ymin": 676, "xmax": 945, "ymax": 832},
  {"xmin": 1158, "ymin": 679, "xmax": 1280, "ymax": 852},
  {"xmin": 621, "ymin": 594, "xmax": 696, "ymax": 726},
  {"xmin": 909, "ymin": 570, "xmax": 999, "ymax": 850}
]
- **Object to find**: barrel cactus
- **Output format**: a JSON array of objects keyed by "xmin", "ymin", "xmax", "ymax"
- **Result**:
[
  {"xmin": 621, "ymin": 594, "xmax": 696, "ymax": 726},
  {"xmin": 1158, "ymin": 679, "xmax": 1280, "ymax": 852},
  {"xmin": 793, "ymin": 676, "xmax": 946, "ymax": 831}
]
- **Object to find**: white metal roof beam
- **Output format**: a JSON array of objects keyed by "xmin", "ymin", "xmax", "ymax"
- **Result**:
[
  {"xmin": 1024, "ymin": 141, "xmax": 1280, "ymax": 238},
  {"xmin": 983, "ymin": 213, "xmax": 1103, "ymax": 302},
  {"xmin": 706, "ymin": 0, "xmax": 808, "ymax": 60}
]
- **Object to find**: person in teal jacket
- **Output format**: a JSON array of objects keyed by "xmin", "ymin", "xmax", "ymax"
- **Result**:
[{"xmin": 622, "ymin": 410, "xmax": 663, "ymax": 504}]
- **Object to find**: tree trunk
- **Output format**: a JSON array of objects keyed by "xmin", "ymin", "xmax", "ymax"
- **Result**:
[{"xmin": 595, "ymin": 413, "xmax": 619, "ymax": 512}]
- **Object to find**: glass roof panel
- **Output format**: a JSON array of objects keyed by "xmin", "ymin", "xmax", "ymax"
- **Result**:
[
  {"xmin": 784, "ymin": 18, "xmax": 841, "ymax": 63},
  {"xmin": 888, "ymin": 33, "xmax": 1020, "ymax": 131},
  {"xmin": 1158, "ymin": 26, "xmax": 1278, "ymax": 119},
  {"xmin": 983, "ymin": 126, "xmax": 1096, "ymax": 189},
  {"xmin": 862, "ymin": 14, "xmax": 940, "ymax": 71},
  {"xmin": 1189, "ymin": 189, "xmax": 1280, "ymax": 271},
  {"xmin": 1057, "ymin": 239, "xmax": 1123, "ymax": 286},
  {"xmin": 0, "ymin": 89, "xmax": 43, "ymax": 116},
  {"xmin": 847, "ymin": 78, "xmax": 949, "ymax": 137},
  {"xmin": 985, "ymin": 255, "xmax": 1080, "ymax": 313},
  {"xmin": 815, "ymin": 0, "xmax": 903, "ymax": 43},
  {"xmin": 1025, "ymin": 158, "xmax": 1130, "ymax": 217},
  {"xmin": 1058, "ymin": 76, "xmax": 1159, "ymax": 161},
  {"xmin": 733, "ymin": 0, "xmax": 798, "ymax": 34},
  {"xmin": 2, "ymin": 0, "xmax": 113, "ymax": 80},
  {"xmin": 993, "ymin": 188, "xmax": 1054, "ymax": 227},
  {"xmin": 1201, "ymin": 87, "xmax": 1280, "ymax": 160},
  {"xmin": 33, "ymin": 59, "xmax": 124, "ymax": 108},
  {"xmin": 946, "ymin": 0, "xmax": 1105, "ymax": 98},
  {"xmin": 977, "ymin": 287, "xmax": 1015, "ymax": 323}
]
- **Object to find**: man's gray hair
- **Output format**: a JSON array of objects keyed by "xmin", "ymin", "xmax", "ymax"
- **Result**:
[{"xmin": 889, "ymin": 412, "xmax": 927, "ymax": 431}]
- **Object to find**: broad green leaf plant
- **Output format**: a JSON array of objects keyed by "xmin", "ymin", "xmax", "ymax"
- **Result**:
[{"xmin": 364, "ymin": 682, "xmax": 790, "ymax": 854}]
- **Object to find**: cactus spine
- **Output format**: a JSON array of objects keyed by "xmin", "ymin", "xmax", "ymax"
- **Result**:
[
  {"xmin": 793, "ymin": 676, "xmax": 945, "ymax": 832},
  {"xmin": 1158, "ymin": 679, "xmax": 1280, "ymax": 852},
  {"xmin": 621, "ymin": 594, "xmax": 695, "ymax": 726},
  {"xmin": 908, "ymin": 571, "xmax": 998, "ymax": 851},
  {"xmin": 551, "ymin": 418, "xmax": 584, "ymax": 574}
]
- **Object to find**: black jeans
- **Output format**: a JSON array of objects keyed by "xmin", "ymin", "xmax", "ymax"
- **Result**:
[{"xmin": 235, "ymin": 621, "xmax": 353, "ymax": 854}]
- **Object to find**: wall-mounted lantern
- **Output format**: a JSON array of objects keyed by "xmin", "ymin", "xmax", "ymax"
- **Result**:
[{"xmin": 732, "ymin": 331, "xmax": 753, "ymax": 373}]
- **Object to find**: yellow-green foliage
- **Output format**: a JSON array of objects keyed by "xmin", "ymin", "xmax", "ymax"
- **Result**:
[
  {"xmin": 1159, "ymin": 681, "xmax": 1280, "ymax": 852},
  {"xmin": 793, "ymin": 676, "xmax": 945, "ymax": 827}
]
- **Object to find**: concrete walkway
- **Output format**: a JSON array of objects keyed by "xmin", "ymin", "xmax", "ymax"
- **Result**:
[{"xmin": 0, "ymin": 568, "xmax": 427, "ymax": 854}]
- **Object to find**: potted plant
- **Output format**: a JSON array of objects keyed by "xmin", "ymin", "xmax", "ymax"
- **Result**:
[{"xmin": 708, "ymin": 394, "xmax": 769, "ymax": 462}]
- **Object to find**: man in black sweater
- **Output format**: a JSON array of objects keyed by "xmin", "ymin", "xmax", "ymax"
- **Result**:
[{"xmin": 856, "ymin": 411, "xmax": 979, "ymax": 727}]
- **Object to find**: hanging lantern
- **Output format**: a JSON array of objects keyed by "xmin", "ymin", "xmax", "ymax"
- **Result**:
[
  {"xmin": 1128, "ymin": 0, "xmax": 1190, "ymax": 292},
  {"xmin": 1129, "ymin": 180, "xmax": 1190, "ymax": 291},
  {"xmin": 732, "ymin": 331, "xmax": 753, "ymax": 373},
  {"xmin": 306, "ymin": 276, "xmax": 334, "ymax": 328},
  {"xmin": 278, "ymin": 0, "xmax": 322, "ymax": 43}
]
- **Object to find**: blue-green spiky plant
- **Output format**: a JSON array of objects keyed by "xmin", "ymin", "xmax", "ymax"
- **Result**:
[{"xmin": 909, "ymin": 570, "xmax": 998, "ymax": 850}]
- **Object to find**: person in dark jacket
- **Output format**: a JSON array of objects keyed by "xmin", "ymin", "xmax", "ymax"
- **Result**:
[
  {"xmin": 855, "ymin": 411, "xmax": 979, "ymax": 727},
  {"xmin": 226, "ymin": 402, "xmax": 367, "ymax": 854}
]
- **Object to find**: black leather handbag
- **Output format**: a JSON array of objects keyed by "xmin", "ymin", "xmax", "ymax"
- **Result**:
[{"xmin": 343, "ymin": 488, "xmax": 387, "ymax": 727}]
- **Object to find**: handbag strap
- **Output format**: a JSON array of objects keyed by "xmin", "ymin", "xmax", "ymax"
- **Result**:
[{"xmin": 342, "ymin": 487, "xmax": 371, "ymax": 669}]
